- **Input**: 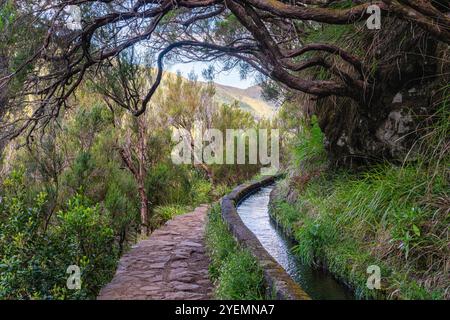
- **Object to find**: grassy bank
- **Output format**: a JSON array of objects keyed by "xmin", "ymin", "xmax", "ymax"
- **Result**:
[
  {"xmin": 271, "ymin": 104, "xmax": 449, "ymax": 300},
  {"xmin": 205, "ymin": 204, "xmax": 265, "ymax": 299},
  {"xmin": 272, "ymin": 162, "xmax": 448, "ymax": 299}
]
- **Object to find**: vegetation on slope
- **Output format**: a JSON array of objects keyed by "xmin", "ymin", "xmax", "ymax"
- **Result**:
[
  {"xmin": 1, "ymin": 0, "xmax": 448, "ymax": 301},
  {"xmin": 271, "ymin": 91, "xmax": 449, "ymax": 299},
  {"xmin": 0, "ymin": 65, "xmax": 270, "ymax": 298},
  {"xmin": 213, "ymin": 84, "xmax": 276, "ymax": 119},
  {"xmin": 205, "ymin": 204, "xmax": 265, "ymax": 300}
]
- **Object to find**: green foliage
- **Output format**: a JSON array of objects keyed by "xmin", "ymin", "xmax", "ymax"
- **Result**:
[
  {"xmin": 214, "ymin": 14, "xmax": 242, "ymax": 42},
  {"xmin": 65, "ymin": 151, "xmax": 95, "ymax": 192},
  {"xmin": 210, "ymin": 183, "xmax": 233, "ymax": 200},
  {"xmin": 273, "ymin": 160, "xmax": 449, "ymax": 299},
  {"xmin": 0, "ymin": 55, "xmax": 275, "ymax": 299},
  {"xmin": 190, "ymin": 178, "xmax": 213, "ymax": 205},
  {"xmin": 417, "ymin": 84, "xmax": 450, "ymax": 165},
  {"xmin": 0, "ymin": 170, "xmax": 117, "ymax": 299},
  {"xmin": 53, "ymin": 194, "xmax": 117, "ymax": 298},
  {"xmin": 104, "ymin": 177, "xmax": 139, "ymax": 247},
  {"xmin": 329, "ymin": 0, "xmax": 354, "ymax": 9},
  {"xmin": 269, "ymin": 201, "xmax": 299, "ymax": 236},
  {"xmin": 305, "ymin": 24, "xmax": 355, "ymax": 46},
  {"xmin": 210, "ymin": 104, "xmax": 262, "ymax": 185},
  {"xmin": 272, "ymin": 84, "xmax": 450, "ymax": 300},
  {"xmin": 151, "ymin": 204, "xmax": 188, "ymax": 230},
  {"xmin": 205, "ymin": 204, "xmax": 265, "ymax": 300},
  {"xmin": 0, "ymin": 0, "xmax": 15, "ymax": 33},
  {"xmin": 277, "ymin": 101, "xmax": 303, "ymax": 134},
  {"xmin": 145, "ymin": 162, "xmax": 193, "ymax": 205},
  {"xmin": 292, "ymin": 116, "xmax": 326, "ymax": 169},
  {"xmin": 215, "ymin": 251, "xmax": 265, "ymax": 300},
  {"xmin": 0, "ymin": 0, "xmax": 44, "ymax": 95},
  {"xmin": 205, "ymin": 204, "xmax": 237, "ymax": 279}
]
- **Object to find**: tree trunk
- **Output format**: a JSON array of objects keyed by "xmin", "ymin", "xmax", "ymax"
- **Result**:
[
  {"xmin": 313, "ymin": 20, "xmax": 445, "ymax": 167},
  {"xmin": 137, "ymin": 117, "xmax": 149, "ymax": 236},
  {"xmin": 119, "ymin": 117, "xmax": 150, "ymax": 236},
  {"xmin": 189, "ymin": 138, "xmax": 214, "ymax": 185},
  {"xmin": 0, "ymin": 53, "xmax": 9, "ymax": 155},
  {"xmin": 138, "ymin": 181, "xmax": 149, "ymax": 236}
]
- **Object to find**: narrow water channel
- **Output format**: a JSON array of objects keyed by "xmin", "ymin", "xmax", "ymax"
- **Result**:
[{"xmin": 237, "ymin": 185, "xmax": 355, "ymax": 300}]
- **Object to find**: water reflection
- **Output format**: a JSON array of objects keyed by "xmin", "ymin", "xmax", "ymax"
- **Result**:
[{"xmin": 237, "ymin": 185, "xmax": 355, "ymax": 300}]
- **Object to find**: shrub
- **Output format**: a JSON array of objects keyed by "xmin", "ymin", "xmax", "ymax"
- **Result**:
[
  {"xmin": 190, "ymin": 178, "xmax": 212, "ymax": 205},
  {"xmin": 216, "ymin": 250, "xmax": 265, "ymax": 300},
  {"xmin": 205, "ymin": 204, "xmax": 265, "ymax": 299},
  {"xmin": 145, "ymin": 162, "xmax": 192, "ymax": 205},
  {"xmin": 0, "ymin": 169, "xmax": 118, "ymax": 299},
  {"xmin": 53, "ymin": 194, "xmax": 118, "ymax": 298},
  {"xmin": 104, "ymin": 177, "xmax": 139, "ymax": 251},
  {"xmin": 151, "ymin": 204, "xmax": 189, "ymax": 230}
]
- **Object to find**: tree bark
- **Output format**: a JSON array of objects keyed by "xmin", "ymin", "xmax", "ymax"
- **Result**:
[
  {"xmin": 138, "ymin": 181, "xmax": 149, "ymax": 236},
  {"xmin": 119, "ymin": 117, "xmax": 150, "ymax": 236},
  {"xmin": 136, "ymin": 117, "xmax": 149, "ymax": 236}
]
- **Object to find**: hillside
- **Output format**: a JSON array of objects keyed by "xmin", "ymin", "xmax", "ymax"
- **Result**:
[
  {"xmin": 162, "ymin": 70, "xmax": 276, "ymax": 119},
  {"xmin": 213, "ymin": 83, "xmax": 276, "ymax": 119}
]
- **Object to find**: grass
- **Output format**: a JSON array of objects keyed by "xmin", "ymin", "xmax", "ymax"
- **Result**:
[
  {"xmin": 272, "ymin": 159, "xmax": 448, "ymax": 299},
  {"xmin": 305, "ymin": 24, "xmax": 355, "ymax": 45},
  {"xmin": 149, "ymin": 179, "xmax": 232, "ymax": 230},
  {"xmin": 150, "ymin": 204, "xmax": 190, "ymax": 230},
  {"xmin": 205, "ymin": 203, "xmax": 266, "ymax": 300},
  {"xmin": 271, "ymin": 91, "xmax": 449, "ymax": 299}
]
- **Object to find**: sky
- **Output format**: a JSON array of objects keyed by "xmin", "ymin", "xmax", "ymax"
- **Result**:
[{"xmin": 167, "ymin": 61, "xmax": 256, "ymax": 89}]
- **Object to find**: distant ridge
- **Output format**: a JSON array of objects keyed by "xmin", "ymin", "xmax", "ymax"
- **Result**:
[
  {"xmin": 213, "ymin": 83, "xmax": 276, "ymax": 119},
  {"xmin": 162, "ymin": 70, "xmax": 276, "ymax": 119}
]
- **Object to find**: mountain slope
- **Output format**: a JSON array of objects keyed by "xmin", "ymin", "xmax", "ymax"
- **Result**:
[
  {"xmin": 162, "ymin": 70, "xmax": 276, "ymax": 119},
  {"xmin": 213, "ymin": 83, "xmax": 276, "ymax": 119}
]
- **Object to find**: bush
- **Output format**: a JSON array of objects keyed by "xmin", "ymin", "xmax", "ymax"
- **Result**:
[
  {"xmin": 216, "ymin": 250, "xmax": 265, "ymax": 300},
  {"xmin": 150, "ymin": 204, "xmax": 189, "ymax": 230},
  {"xmin": 272, "ymin": 161, "xmax": 449, "ymax": 299},
  {"xmin": 205, "ymin": 204, "xmax": 265, "ymax": 300},
  {"xmin": 104, "ymin": 176, "xmax": 139, "ymax": 251},
  {"xmin": 145, "ymin": 162, "xmax": 192, "ymax": 205},
  {"xmin": 53, "ymin": 194, "xmax": 118, "ymax": 298},
  {"xmin": 0, "ymin": 169, "xmax": 118, "ymax": 299},
  {"xmin": 190, "ymin": 178, "xmax": 212, "ymax": 205}
]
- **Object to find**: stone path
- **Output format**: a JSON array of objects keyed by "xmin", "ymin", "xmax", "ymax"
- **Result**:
[{"xmin": 98, "ymin": 205, "xmax": 214, "ymax": 300}]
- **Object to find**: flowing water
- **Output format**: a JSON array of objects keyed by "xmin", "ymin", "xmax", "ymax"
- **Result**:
[{"xmin": 237, "ymin": 185, "xmax": 355, "ymax": 300}]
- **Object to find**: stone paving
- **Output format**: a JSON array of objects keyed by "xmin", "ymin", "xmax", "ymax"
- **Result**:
[{"xmin": 98, "ymin": 205, "xmax": 213, "ymax": 300}]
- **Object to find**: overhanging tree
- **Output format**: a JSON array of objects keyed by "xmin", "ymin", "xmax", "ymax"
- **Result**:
[{"xmin": 0, "ymin": 0, "xmax": 449, "ymax": 163}]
